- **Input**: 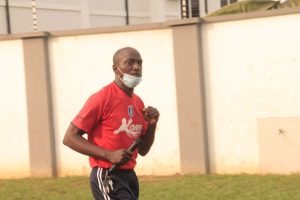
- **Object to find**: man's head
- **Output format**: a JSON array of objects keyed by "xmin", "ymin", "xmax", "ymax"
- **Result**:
[{"xmin": 113, "ymin": 47, "xmax": 143, "ymax": 89}]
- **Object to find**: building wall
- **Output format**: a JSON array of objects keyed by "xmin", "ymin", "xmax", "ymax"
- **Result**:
[
  {"xmin": 0, "ymin": 7, "xmax": 300, "ymax": 178},
  {"xmin": 0, "ymin": 39, "xmax": 30, "ymax": 178},
  {"xmin": 0, "ymin": 0, "xmax": 241, "ymax": 34},
  {"xmin": 0, "ymin": 6, "xmax": 6, "ymax": 33},
  {"xmin": 202, "ymin": 11, "xmax": 300, "ymax": 173},
  {"xmin": 0, "ymin": 0, "xmax": 180, "ymax": 34}
]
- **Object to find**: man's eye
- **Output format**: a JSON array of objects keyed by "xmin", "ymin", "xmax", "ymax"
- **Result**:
[
  {"xmin": 125, "ymin": 59, "xmax": 142, "ymax": 67},
  {"xmin": 127, "ymin": 60, "xmax": 134, "ymax": 65}
]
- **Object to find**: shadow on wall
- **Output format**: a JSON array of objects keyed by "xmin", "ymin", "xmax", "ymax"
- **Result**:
[{"xmin": 205, "ymin": 0, "xmax": 300, "ymax": 17}]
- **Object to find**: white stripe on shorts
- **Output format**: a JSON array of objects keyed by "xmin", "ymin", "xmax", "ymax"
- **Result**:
[{"xmin": 97, "ymin": 167, "xmax": 110, "ymax": 200}]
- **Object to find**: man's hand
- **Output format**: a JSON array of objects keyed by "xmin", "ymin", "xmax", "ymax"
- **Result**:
[
  {"xmin": 143, "ymin": 106, "xmax": 160, "ymax": 125},
  {"xmin": 106, "ymin": 149, "xmax": 133, "ymax": 165}
]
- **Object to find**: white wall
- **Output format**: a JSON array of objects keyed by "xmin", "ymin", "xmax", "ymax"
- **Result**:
[
  {"xmin": 202, "ymin": 13, "xmax": 300, "ymax": 173},
  {"xmin": 48, "ymin": 29, "xmax": 180, "ymax": 176},
  {"xmin": 0, "ymin": 40, "xmax": 30, "ymax": 178},
  {"xmin": 1, "ymin": 8, "xmax": 300, "ymax": 178}
]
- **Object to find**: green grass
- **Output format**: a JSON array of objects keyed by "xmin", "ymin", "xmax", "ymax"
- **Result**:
[{"xmin": 0, "ymin": 174, "xmax": 300, "ymax": 200}]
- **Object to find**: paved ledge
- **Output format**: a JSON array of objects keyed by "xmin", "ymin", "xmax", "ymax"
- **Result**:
[{"xmin": 0, "ymin": 32, "xmax": 49, "ymax": 41}]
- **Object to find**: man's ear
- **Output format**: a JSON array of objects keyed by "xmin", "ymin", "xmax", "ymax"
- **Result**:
[{"xmin": 112, "ymin": 64, "xmax": 117, "ymax": 72}]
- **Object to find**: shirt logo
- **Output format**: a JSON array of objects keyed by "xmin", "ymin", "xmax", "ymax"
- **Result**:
[
  {"xmin": 128, "ymin": 105, "xmax": 134, "ymax": 118},
  {"xmin": 114, "ymin": 118, "xmax": 143, "ymax": 138}
]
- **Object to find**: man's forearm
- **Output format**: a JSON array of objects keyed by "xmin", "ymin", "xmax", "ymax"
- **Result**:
[{"xmin": 138, "ymin": 124, "xmax": 156, "ymax": 156}]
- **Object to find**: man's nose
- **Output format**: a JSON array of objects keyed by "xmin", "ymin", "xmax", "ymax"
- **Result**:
[{"xmin": 132, "ymin": 62, "xmax": 141, "ymax": 70}]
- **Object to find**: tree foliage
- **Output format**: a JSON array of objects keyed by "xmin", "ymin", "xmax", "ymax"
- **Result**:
[{"xmin": 206, "ymin": 0, "xmax": 300, "ymax": 17}]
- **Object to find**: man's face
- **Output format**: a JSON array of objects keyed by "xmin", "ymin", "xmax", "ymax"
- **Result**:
[{"xmin": 115, "ymin": 49, "xmax": 143, "ymax": 77}]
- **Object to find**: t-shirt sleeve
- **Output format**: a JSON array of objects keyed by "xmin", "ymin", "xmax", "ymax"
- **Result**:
[{"xmin": 72, "ymin": 93, "xmax": 103, "ymax": 133}]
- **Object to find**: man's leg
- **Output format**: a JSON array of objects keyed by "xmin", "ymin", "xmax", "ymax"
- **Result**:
[
  {"xmin": 90, "ymin": 167, "xmax": 111, "ymax": 200},
  {"xmin": 109, "ymin": 170, "xmax": 139, "ymax": 200},
  {"xmin": 90, "ymin": 167, "xmax": 139, "ymax": 200}
]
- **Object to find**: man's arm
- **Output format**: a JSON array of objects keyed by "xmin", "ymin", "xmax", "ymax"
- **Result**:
[
  {"xmin": 63, "ymin": 123, "xmax": 132, "ymax": 165},
  {"xmin": 138, "ymin": 106, "xmax": 160, "ymax": 156}
]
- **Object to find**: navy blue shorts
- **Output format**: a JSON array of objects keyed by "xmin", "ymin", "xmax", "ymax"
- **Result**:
[{"xmin": 90, "ymin": 167, "xmax": 139, "ymax": 200}]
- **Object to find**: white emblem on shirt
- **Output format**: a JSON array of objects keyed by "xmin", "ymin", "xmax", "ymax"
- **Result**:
[{"xmin": 114, "ymin": 118, "xmax": 142, "ymax": 138}]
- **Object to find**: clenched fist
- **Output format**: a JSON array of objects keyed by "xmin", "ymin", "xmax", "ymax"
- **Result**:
[{"xmin": 143, "ymin": 106, "xmax": 159, "ymax": 125}]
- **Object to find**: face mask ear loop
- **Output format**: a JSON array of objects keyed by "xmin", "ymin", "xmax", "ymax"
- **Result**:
[
  {"xmin": 116, "ymin": 67, "xmax": 129, "ymax": 87},
  {"xmin": 115, "ymin": 66, "xmax": 123, "ymax": 80},
  {"xmin": 118, "ymin": 67, "xmax": 126, "ymax": 77}
]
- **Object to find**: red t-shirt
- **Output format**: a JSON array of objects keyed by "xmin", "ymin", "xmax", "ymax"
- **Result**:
[{"xmin": 72, "ymin": 82, "xmax": 148, "ymax": 169}]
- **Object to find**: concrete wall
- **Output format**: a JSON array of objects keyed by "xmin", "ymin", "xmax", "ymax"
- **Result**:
[
  {"xmin": 1, "ymin": 7, "xmax": 300, "ymax": 178},
  {"xmin": 202, "ymin": 9, "xmax": 300, "ymax": 173},
  {"xmin": 0, "ymin": 39, "xmax": 30, "ymax": 178}
]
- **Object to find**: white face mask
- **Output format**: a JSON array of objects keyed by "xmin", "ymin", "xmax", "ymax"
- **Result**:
[{"xmin": 118, "ymin": 68, "xmax": 142, "ymax": 88}]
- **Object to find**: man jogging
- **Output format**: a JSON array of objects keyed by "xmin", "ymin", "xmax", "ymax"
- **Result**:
[{"xmin": 63, "ymin": 47, "xmax": 159, "ymax": 200}]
